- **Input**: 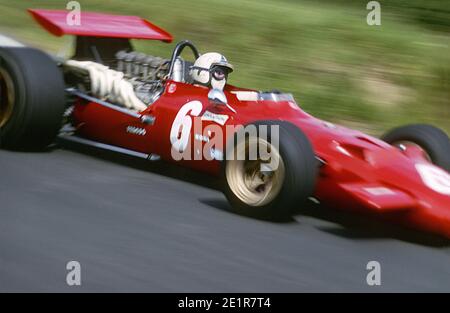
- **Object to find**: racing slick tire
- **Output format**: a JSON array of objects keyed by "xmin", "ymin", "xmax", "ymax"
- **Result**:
[
  {"xmin": 382, "ymin": 124, "xmax": 450, "ymax": 172},
  {"xmin": 222, "ymin": 120, "xmax": 318, "ymax": 221},
  {"xmin": 0, "ymin": 47, "xmax": 65, "ymax": 150}
]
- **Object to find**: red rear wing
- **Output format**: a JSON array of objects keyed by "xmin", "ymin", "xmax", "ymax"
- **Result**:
[{"xmin": 28, "ymin": 9, "xmax": 173, "ymax": 42}]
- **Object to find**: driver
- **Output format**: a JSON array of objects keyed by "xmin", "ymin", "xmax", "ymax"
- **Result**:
[{"xmin": 190, "ymin": 52, "xmax": 234, "ymax": 90}]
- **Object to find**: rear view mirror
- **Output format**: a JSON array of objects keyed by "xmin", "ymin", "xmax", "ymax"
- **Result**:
[
  {"xmin": 208, "ymin": 89, "xmax": 228, "ymax": 106},
  {"xmin": 208, "ymin": 89, "xmax": 236, "ymax": 113}
]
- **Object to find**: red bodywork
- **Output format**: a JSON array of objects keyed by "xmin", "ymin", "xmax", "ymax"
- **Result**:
[
  {"xmin": 70, "ymin": 80, "xmax": 450, "ymax": 238},
  {"xmin": 30, "ymin": 9, "xmax": 450, "ymax": 238}
]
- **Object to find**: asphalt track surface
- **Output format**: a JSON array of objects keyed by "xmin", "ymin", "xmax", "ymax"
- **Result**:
[{"xmin": 0, "ymin": 141, "xmax": 449, "ymax": 293}]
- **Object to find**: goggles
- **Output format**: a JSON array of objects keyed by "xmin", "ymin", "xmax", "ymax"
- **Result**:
[{"xmin": 191, "ymin": 63, "xmax": 233, "ymax": 82}]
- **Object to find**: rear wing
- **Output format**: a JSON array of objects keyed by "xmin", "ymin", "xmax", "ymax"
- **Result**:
[
  {"xmin": 28, "ymin": 9, "xmax": 173, "ymax": 65},
  {"xmin": 28, "ymin": 9, "xmax": 173, "ymax": 42}
]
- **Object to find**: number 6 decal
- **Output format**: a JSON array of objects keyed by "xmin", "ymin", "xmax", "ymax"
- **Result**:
[
  {"xmin": 170, "ymin": 101, "xmax": 203, "ymax": 153},
  {"xmin": 415, "ymin": 163, "xmax": 450, "ymax": 196}
]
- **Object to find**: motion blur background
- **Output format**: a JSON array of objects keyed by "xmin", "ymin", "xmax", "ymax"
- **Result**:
[{"xmin": 0, "ymin": 0, "xmax": 448, "ymax": 135}]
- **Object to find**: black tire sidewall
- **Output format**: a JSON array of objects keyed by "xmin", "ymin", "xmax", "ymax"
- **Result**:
[
  {"xmin": 0, "ymin": 50, "xmax": 32, "ymax": 145},
  {"xmin": 0, "ymin": 47, "xmax": 66, "ymax": 150},
  {"xmin": 222, "ymin": 120, "xmax": 318, "ymax": 220},
  {"xmin": 382, "ymin": 124, "xmax": 450, "ymax": 171}
]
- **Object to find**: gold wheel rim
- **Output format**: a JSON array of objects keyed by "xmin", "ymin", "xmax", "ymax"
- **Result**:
[
  {"xmin": 226, "ymin": 137, "xmax": 285, "ymax": 207},
  {"xmin": 0, "ymin": 67, "xmax": 15, "ymax": 128}
]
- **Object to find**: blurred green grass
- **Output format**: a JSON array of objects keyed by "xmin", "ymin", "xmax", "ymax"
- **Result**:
[{"xmin": 0, "ymin": 0, "xmax": 448, "ymax": 135}]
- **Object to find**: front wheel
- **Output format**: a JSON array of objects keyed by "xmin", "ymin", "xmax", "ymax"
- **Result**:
[
  {"xmin": 382, "ymin": 124, "xmax": 450, "ymax": 172},
  {"xmin": 222, "ymin": 121, "xmax": 318, "ymax": 220}
]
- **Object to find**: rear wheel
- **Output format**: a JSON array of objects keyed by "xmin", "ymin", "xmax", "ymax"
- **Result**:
[
  {"xmin": 0, "ymin": 66, "xmax": 14, "ymax": 128},
  {"xmin": 223, "ymin": 121, "xmax": 318, "ymax": 220},
  {"xmin": 0, "ymin": 47, "xmax": 66, "ymax": 150},
  {"xmin": 382, "ymin": 124, "xmax": 450, "ymax": 171}
]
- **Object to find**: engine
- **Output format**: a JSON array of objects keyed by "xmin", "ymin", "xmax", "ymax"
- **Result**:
[
  {"xmin": 114, "ymin": 51, "xmax": 170, "ymax": 107},
  {"xmin": 64, "ymin": 51, "xmax": 170, "ymax": 111},
  {"xmin": 115, "ymin": 51, "xmax": 169, "ymax": 81}
]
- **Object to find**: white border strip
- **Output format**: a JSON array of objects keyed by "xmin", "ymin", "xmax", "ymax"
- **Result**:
[{"xmin": 0, "ymin": 34, "xmax": 25, "ymax": 47}]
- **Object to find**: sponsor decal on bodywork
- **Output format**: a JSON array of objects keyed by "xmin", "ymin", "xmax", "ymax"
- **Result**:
[
  {"xmin": 201, "ymin": 111, "xmax": 229, "ymax": 126},
  {"xmin": 126, "ymin": 126, "xmax": 147, "ymax": 136}
]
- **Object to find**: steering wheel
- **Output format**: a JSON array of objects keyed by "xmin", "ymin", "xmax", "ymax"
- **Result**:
[{"xmin": 168, "ymin": 40, "xmax": 201, "ymax": 80}]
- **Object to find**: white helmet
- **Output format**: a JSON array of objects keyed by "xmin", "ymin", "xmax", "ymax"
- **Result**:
[{"xmin": 190, "ymin": 52, "xmax": 233, "ymax": 90}]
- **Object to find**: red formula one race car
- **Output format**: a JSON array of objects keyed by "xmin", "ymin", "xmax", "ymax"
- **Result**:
[{"xmin": 1, "ymin": 10, "xmax": 449, "ymax": 238}]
